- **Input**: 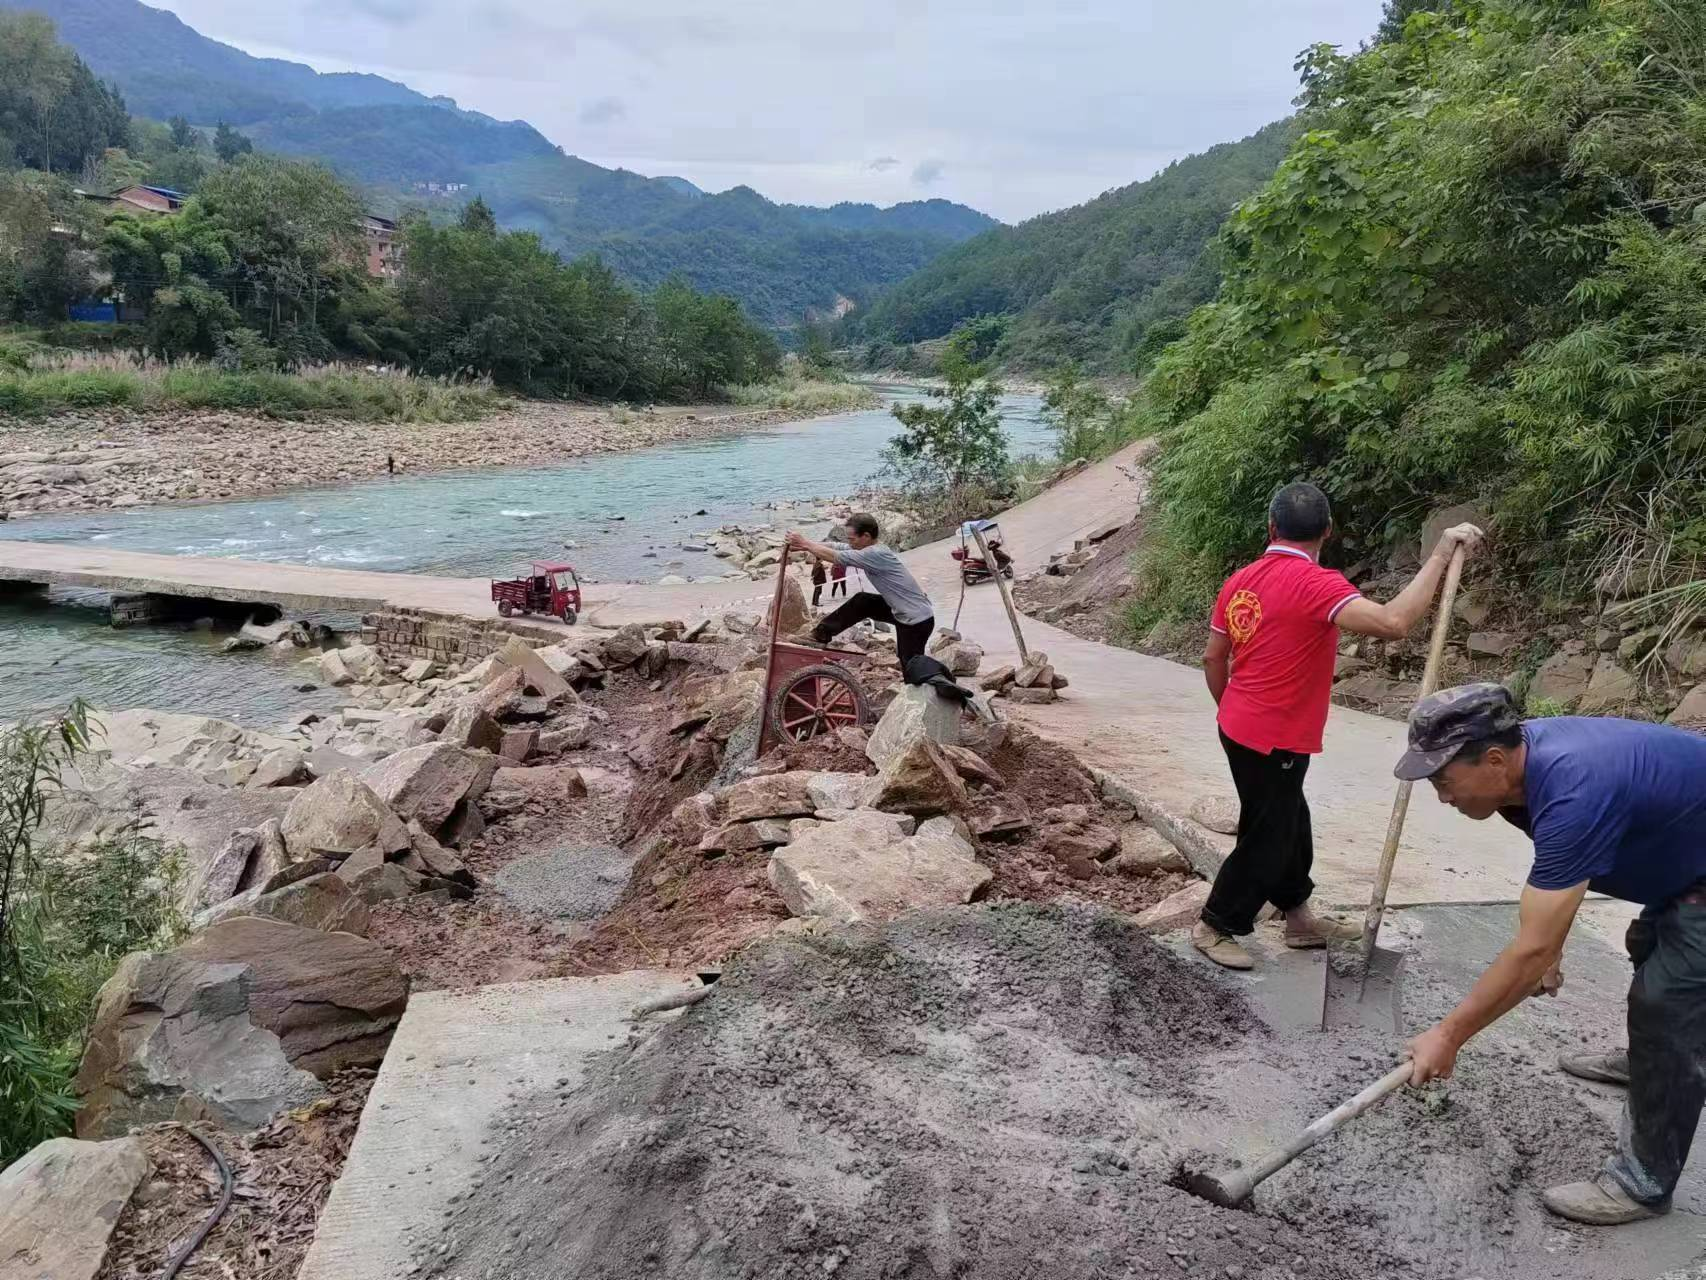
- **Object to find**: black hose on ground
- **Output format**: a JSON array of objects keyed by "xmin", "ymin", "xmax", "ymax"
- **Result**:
[{"xmin": 159, "ymin": 1126, "xmax": 234, "ymax": 1280}]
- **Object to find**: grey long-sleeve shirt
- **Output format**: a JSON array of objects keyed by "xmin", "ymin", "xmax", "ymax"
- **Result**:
[{"xmin": 831, "ymin": 544, "xmax": 934, "ymax": 625}]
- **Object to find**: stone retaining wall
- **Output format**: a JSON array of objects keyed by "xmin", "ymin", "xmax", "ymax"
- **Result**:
[{"xmin": 362, "ymin": 608, "xmax": 562, "ymax": 666}]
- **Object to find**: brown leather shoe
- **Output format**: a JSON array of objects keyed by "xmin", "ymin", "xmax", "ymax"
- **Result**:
[
  {"xmin": 1283, "ymin": 914, "xmax": 1364, "ymax": 949},
  {"xmin": 1558, "ymin": 1050, "xmax": 1630, "ymax": 1086},
  {"xmin": 1542, "ymin": 1176, "xmax": 1664, "ymax": 1225},
  {"xmin": 1192, "ymin": 922, "xmax": 1254, "ymax": 971}
]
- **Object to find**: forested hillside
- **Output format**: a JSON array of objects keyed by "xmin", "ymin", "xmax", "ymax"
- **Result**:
[
  {"xmin": 2, "ymin": 0, "xmax": 998, "ymax": 325},
  {"xmin": 846, "ymin": 121, "xmax": 1295, "ymax": 372},
  {"xmin": 1141, "ymin": 0, "xmax": 1706, "ymax": 637}
]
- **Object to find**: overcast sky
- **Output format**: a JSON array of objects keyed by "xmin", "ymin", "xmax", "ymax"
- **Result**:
[{"xmin": 145, "ymin": 0, "xmax": 1383, "ymax": 223}]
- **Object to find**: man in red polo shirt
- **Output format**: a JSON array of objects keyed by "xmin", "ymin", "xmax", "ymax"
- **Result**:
[{"xmin": 1192, "ymin": 482, "xmax": 1483, "ymax": 970}]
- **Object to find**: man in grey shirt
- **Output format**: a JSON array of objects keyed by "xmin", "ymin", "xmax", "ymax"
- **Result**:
[{"xmin": 785, "ymin": 514, "xmax": 935, "ymax": 665}]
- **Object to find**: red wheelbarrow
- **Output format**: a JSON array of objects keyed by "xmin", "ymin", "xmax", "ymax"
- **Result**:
[{"xmin": 757, "ymin": 546, "xmax": 884, "ymax": 755}]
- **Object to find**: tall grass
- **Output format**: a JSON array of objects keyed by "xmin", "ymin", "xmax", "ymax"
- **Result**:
[
  {"xmin": 1, "ymin": 705, "xmax": 188, "ymax": 1166},
  {"xmin": 726, "ymin": 370, "xmax": 879, "ymax": 415},
  {"xmin": 0, "ymin": 350, "xmax": 507, "ymax": 422}
]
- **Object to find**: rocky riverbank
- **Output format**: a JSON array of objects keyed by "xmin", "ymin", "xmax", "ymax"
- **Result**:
[
  {"xmin": 18, "ymin": 585, "xmax": 1222, "ymax": 1280},
  {"xmin": 0, "ymin": 397, "xmax": 851, "ymax": 518}
]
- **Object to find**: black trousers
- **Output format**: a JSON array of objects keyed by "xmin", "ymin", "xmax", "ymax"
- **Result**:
[
  {"xmin": 1199, "ymin": 729, "xmax": 1316, "ymax": 936},
  {"xmin": 1606, "ymin": 902, "xmax": 1706, "ymax": 1205},
  {"xmin": 812, "ymin": 591, "xmax": 933, "ymax": 667},
  {"xmin": 812, "ymin": 583, "xmax": 823, "ymax": 607}
]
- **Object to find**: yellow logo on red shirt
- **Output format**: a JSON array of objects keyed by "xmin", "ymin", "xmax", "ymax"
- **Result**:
[{"xmin": 1227, "ymin": 588, "xmax": 1262, "ymax": 645}]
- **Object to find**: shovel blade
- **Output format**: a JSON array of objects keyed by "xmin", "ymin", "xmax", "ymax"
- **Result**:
[{"xmin": 1321, "ymin": 943, "xmax": 1405, "ymax": 1033}]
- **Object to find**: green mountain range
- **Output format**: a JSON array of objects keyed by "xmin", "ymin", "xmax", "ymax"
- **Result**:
[
  {"xmin": 846, "ymin": 121, "xmax": 1297, "ymax": 372},
  {"xmin": 4, "ymin": 0, "xmax": 998, "ymax": 325}
]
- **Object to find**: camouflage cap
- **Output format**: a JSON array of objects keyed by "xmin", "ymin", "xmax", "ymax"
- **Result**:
[{"xmin": 1393, "ymin": 682, "xmax": 1522, "ymax": 781}]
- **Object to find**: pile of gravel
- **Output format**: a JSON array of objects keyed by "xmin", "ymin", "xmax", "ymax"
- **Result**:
[{"xmin": 490, "ymin": 844, "xmax": 631, "ymax": 922}]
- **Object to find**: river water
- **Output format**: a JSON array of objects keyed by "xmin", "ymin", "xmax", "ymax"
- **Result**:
[{"xmin": 2, "ymin": 385, "xmax": 1056, "ymax": 726}]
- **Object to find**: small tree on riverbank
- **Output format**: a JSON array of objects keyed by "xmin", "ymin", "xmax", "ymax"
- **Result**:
[{"xmin": 882, "ymin": 335, "xmax": 1011, "ymax": 536}]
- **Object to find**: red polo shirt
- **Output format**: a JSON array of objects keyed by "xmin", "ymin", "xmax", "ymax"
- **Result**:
[{"xmin": 1210, "ymin": 545, "xmax": 1361, "ymax": 755}]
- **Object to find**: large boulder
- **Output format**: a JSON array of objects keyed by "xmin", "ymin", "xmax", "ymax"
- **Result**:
[
  {"xmin": 869, "ymin": 737, "xmax": 970, "ymax": 817},
  {"xmin": 865, "ymin": 684, "xmax": 962, "ymax": 769},
  {"xmin": 806, "ymin": 771, "xmax": 875, "ymax": 811},
  {"xmin": 249, "ymin": 747, "xmax": 310, "ymax": 789},
  {"xmin": 1135, "ymin": 881, "xmax": 1212, "ymax": 931},
  {"xmin": 720, "ymin": 770, "xmax": 819, "ymax": 823},
  {"xmin": 938, "ymin": 641, "xmax": 984, "ymax": 677},
  {"xmin": 280, "ymin": 771, "xmax": 410, "ymax": 862},
  {"xmin": 770, "ymin": 573, "xmax": 811, "ymax": 635},
  {"xmin": 336, "ymin": 642, "xmax": 383, "ymax": 683},
  {"xmin": 1531, "ymin": 651, "xmax": 1594, "ymax": 707},
  {"xmin": 1577, "ymin": 661, "xmax": 1638, "ymax": 714},
  {"xmin": 197, "ymin": 872, "xmax": 372, "ymax": 936},
  {"xmin": 399, "ymin": 819, "xmax": 476, "ymax": 886},
  {"xmin": 440, "ymin": 703, "xmax": 505, "ymax": 753},
  {"xmin": 0, "ymin": 1136, "xmax": 149, "ymax": 1280},
  {"xmin": 1189, "ymin": 795, "xmax": 1240, "ymax": 836},
  {"xmin": 492, "ymin": 636, "xmax": 575, "ymax": 703},
  {"xmin": 1669, "ymin": 683, "xmax": 1706, "ymax": 729},
  {"xmin": 768, "ymin": 809, "xmax": 991, "ymax": 924},
  {"xmin": 346, "ymin": 862, "xmax": 428, "ymax": 904},
  {"xmin": 1110, "ymin": 825, "xmax": 1191, "ymax": 875},
  {"xmin": 1665, "ymin": 636, "xmax": 1706, "ymax": 680},
  {"xmin": 319, "ymin": 649, "xmax": 354, "ymax": 687},
  {"xmin": 191, "ymin": 818, "xmax": 290, "ymax": 910},
  {"xmin": 602, "ymin": 624, "xmax": 651, "ymax": 667},
  {"xmin": 74, "ymin": 919, "xmax": 406, "ymax": 1139},
  {"xmin": 361, "ymin": 743, "xmax": 495, "ymax": 835}
]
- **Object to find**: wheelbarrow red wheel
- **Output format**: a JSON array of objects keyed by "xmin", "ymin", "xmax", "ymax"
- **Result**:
[{"xmin": 769, "ymin": 663, "xmax": 868, "ymax": 744}]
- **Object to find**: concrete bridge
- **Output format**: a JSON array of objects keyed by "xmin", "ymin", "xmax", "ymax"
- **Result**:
[{"xmin": 0, "ymin": 540, "xmax": 768, "ymax": 628}]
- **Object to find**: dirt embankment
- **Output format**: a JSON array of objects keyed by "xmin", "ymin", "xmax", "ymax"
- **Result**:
[{"xmin": 0, "ymin": 398, "xmax": 829, "ymax": 518}]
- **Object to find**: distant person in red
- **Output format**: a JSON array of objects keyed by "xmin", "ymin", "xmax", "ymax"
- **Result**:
[
  {"xmin": 1193, "ymin": 481, "xmax": 1483, "ymax": 971},
  {"xmin": 830, "ymin": 562, "xmax": 848, "ymax": 598}
]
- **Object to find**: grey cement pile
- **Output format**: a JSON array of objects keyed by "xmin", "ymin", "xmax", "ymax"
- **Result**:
[
  {"xmin": 424, "ymin": 905, "xmax": 1623, "ymax": 1280},
  {"xmin": 490, "ymin": 844, "xmax": 631, "ymax": 921}
]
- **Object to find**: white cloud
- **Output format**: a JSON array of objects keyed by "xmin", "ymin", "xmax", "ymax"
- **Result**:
[{"xmin": 142, "ymin": 0, "xmax": 1385, "ymax": 221}]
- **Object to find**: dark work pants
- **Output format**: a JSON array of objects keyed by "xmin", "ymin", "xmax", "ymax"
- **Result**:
[
  {"xmin": 811, "ymin": 583, "xmax": 824, "ymax": 607},
  {"xmin": 1605, "ymin": 903, "xmax": 1706, "ymax": 1205},
  {"xmin": 1199, "ymin": 729, "xmax": 1316, "ymax": 937},
  {"xmin": 812, "ymin": 591, "xmax": 933, "ymax": 667}
]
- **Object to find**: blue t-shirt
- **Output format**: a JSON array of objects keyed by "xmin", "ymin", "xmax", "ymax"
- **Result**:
[{"xmin": 1500, "ymin": 717, "xmax": 1706, "ymax": 905}]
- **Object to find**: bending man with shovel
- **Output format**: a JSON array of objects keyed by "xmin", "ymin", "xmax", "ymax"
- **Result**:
[{"xmin": 1400, "ymin": 682, "xmax": 1706, "ymax": 1225}]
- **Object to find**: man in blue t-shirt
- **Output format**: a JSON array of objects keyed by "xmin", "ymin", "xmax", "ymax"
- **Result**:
[{"xmin": 1396, "ymin": 682, "xmax": 1706, "ymax": 1225}]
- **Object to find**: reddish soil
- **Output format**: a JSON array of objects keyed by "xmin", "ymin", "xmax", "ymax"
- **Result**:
[
  {"xmin": 974, "ymin": 725, "xmax": 1193, "ymax": 915},
  {"xmin": 95, "ymin": 1071, "xmax": 373, "ymax": 1280},
  {"xmin": 549, "ymin": 836, "xmax": 789, "ymax": 976}
]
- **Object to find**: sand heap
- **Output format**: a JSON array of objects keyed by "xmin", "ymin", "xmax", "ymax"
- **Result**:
[
  {"xmin": 424, "ymin": 903, "xmax": 1622, "ymax": 1280},
  {"xmin": 427, "ymin": 906, "xmax": 1356, "ymax": 1280}
]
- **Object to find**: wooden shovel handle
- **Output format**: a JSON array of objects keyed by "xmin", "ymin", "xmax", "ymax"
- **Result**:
[{"xmin": 1359, "ymin": 544, "xmax": 1468, "ymax": 957}]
